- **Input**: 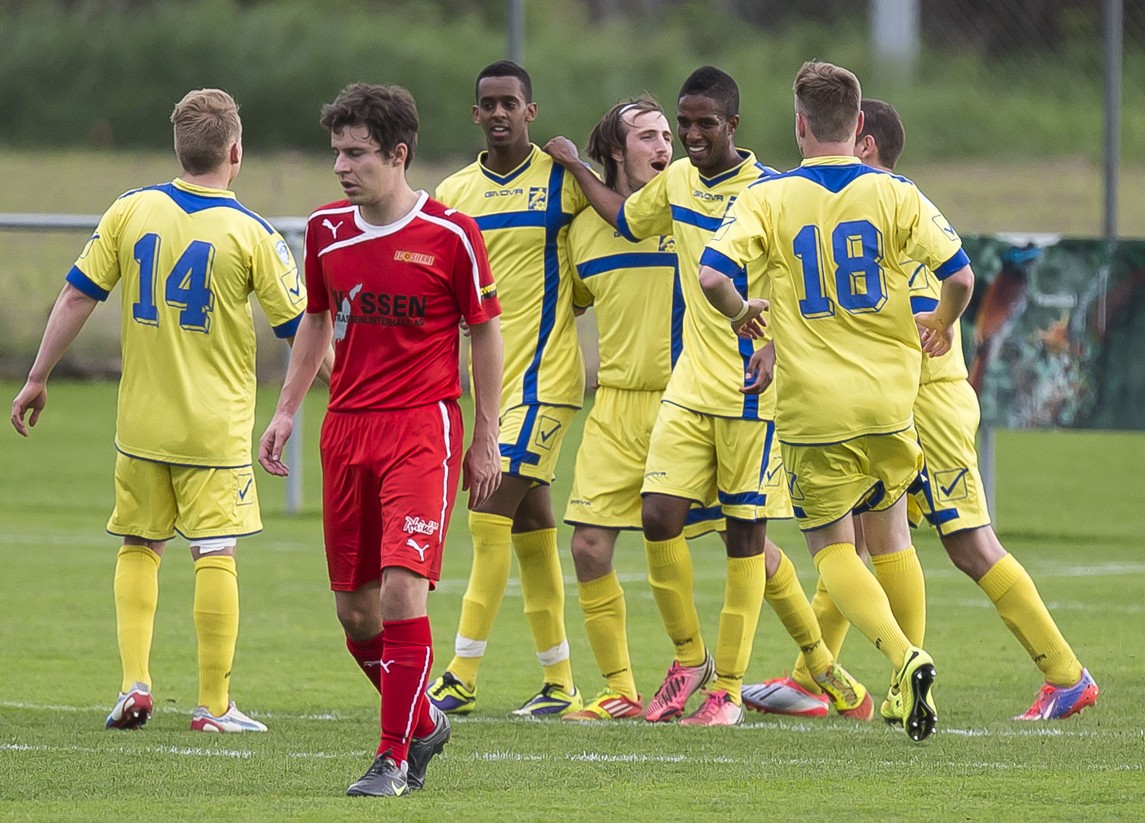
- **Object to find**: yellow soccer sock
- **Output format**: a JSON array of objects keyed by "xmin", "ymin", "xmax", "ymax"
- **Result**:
[
  {"xmin": 448, "ymin": 511, "xmax": 514, "ymax": 689},
  {"xmin": 814, "ymin": 543, "xmax": 911, "ymax": 670},
  {"xmin": 644, "ymin": 535, "xmax": 705, "ymax": 667},
  {"xmin": 978, "ymin": 553, "xmax": 1083, "ymax": 687},
  {"xmin": 792, "ymin": 575, "xmax": 853, "ymax": 693},
  {"xmin": 765, "ymin": 549, "xmax": 832, "ymax": 686},
  {"xmin": 712, "ymin": 554, "xmax": 766, "ymax": 703},
  {"xmin": 193, "ymin": 555, "xmax": 238, "ymax": 716},
  {"xmin": 577, "ymin": 571, "xmax": 638, "ymax": 700},
  {"xmin": 871, "ymin": 546, "xmax": 926, "ymax": 647},
  {"xmin": 513, "ymin": 527, "xmax": 573, "ymax": 691},
  {"xmin": 114, "ymin": 544, "xmax": 161, "ymax": 692}
]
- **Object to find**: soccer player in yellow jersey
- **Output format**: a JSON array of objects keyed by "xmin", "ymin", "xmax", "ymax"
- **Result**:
[
  {"xmin": 10, "ymin": 89, "xmax": 309, "ymax": 733},
  {"xmin": 428, "ymin": 61, "xmax": 587, "ymax": 716},
  {"xmin": 745, "ymin": 99, "xmax": 1098, "ymax": 722},
  {"xmin": 548, "ymin": 66, "xmax": 872, "ymax": 727},
  {"xmin": 558, "ymin": 97, "xmax": 721, "ymax": 722},
  {"xmin": 700, "ymin": 61, "xmax": 976, "ymax": 741}
]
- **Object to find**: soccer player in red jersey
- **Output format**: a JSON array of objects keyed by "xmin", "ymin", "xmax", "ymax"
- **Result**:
[{"xmin": 259, "ymin": 83, "xmax": 503, "ymax": 798}]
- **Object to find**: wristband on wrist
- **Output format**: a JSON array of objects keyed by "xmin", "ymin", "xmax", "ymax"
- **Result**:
[{"xmin": 729, "ymin": 299, "xmax": 751, "ymax": 324}]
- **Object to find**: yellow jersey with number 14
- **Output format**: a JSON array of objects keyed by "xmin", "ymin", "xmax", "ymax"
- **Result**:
[
  {"xmin": 567, "ymin": 209, "xmax": 681, "ymax": 392},
  {"xmin": 65, "ymin": 178, "xmax": 304, "ymax": 468},
  {"xmin": 618, "ymin": 151, "xmax": 777, "ymax": 420},
  {"xmin": 436, "ymin": 145, "xmax": 587, "ymax": 410},
  {"xmin": 702, "ymin": 156, "xmax": 969, "ymax": 444}
]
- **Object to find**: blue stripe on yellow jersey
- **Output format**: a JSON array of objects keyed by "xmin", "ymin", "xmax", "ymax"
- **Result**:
[
  {"xmin": 702, "ymin": 156, "xmax": 968, "ymax": 444},
  {"xmin": 906, "ymin": 265, "xmax": 969, "ymax": 384},
  {"xmin": 568, "ymin": 209, "xmax": 679, "ymax": 391},
  {"xmin": 618, "ymin": 150, "xmax": 778, "ymax": 419},
  {"xmin": 435, "ymin": 145, "xmax": 587, "ymax": 409},
  {"xmin": 67, "ymin": 178, "xmax": 304, "ymax": 467}
]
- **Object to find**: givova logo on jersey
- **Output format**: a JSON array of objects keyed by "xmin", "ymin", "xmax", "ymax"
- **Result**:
[
  {"xmin": 528, "ymin": 187, "xmax": 547, "ymax": 211},
  {"xmin": 658, "ymin": 236, "xmax": 675, "ymax": 253}
]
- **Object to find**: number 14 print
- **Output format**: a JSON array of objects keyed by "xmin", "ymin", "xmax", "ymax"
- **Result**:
[{"xmin": 132, "ymin": 233, "xmax": 216, "ymax": 332}]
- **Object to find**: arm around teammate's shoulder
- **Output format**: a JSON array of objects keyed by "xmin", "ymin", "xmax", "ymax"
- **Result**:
[{"xmin": 543, "ymin": 136, "xmax": 625, "ymax": 229}]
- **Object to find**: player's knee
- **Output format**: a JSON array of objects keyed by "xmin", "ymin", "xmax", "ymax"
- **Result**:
[
  {"xmin": 189, "ymin": 538, "xmax": 236, "ymax": 561},
  {"xmin": 336, "ymin": 602, "xmax": 381, "ymax": 640},
  {"xmin": 570, "ymin": 533, "xmax": 612, "ymax": 581},
  {"xmin": 641, "ymin": 497, "xmax": 684, "ymax": 542},
  {"xmin": 943, "ymin": 527, "xmax": 1004, "ymax": 581}
]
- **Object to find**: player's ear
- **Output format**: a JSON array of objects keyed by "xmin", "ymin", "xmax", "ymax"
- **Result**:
[
  {"xmin": 471, "ymin": 104, "xmax": 481, "ymax": 125},
  {"xmin": 726, "ymin": 113, "xmax": 740, "ymax": 136},
  {"xmin": 391, "ymin": 143, "xmax": 408, "ymax": 167},
  {"xmin": 525, "ymin": 102, "xmax": 538, "ymax": 123}
]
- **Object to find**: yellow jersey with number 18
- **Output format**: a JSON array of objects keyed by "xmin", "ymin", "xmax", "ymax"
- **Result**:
[
  {"xmin": 567, "ymin": 209, "xmax": 681, "ymax": 392},
  {"xmin": 701, "ymin": 156, "xmax": 969, "ymax": 444},
  {"xmin": 618, "ymin": 150, "xmax": 777, "ymax": 420},
  {"xmin": 65, "ymin": 178, "xmax": 305, "ymax": 468},
  {"xmin": 436, "ymin": 145, "xmax": 587, "ymax": 410}
]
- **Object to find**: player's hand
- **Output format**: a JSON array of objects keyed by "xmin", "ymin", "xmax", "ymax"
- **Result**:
[
  {"xmin": 733, "ymin": 299, "xmax": 769, "ymax": 339},
  {"xmin": 914, "ymin": 311, "xmax": 954, "ymax": 357},
  {"xmin": 258, "ymin": 412, "xmax": 294, "ymax": 477},
  {"xmin": 740, "ymin": 341, "xmax": 775, "ymax": 395},
  {"xmin": 459, "ymin": 318, "xmax": 471, "ymax": 338},
  {"xmin": 463, "ymin": 434, "xmax": 501, "ymax": 509},
  {"xmin": 10, "ymin": 379, "xmax": 47, "ymax": 437},
  {"xmin": 542, "ymin": 136, "xmax": 580, "ymax": 168}
]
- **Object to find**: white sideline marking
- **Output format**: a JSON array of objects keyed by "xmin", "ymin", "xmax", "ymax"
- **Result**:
[
  {"xmin": 3, "ymin": 700, "xmax": 1127, "ymax": 744},
  {"xmin": 4, "ymin": 742, "xmax": 1137, "ymax": 773}
]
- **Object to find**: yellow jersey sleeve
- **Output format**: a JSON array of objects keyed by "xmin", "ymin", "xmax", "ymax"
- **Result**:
[{"xmin": 617, "ymin": 168, "xmax": 673, "ymax": 241}]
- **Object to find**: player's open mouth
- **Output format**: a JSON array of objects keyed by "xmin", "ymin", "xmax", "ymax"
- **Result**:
[
  {"xmin": 488, "ymin": 124, "xmax": 511, "ymax": 137},
  {"xmin": 686, "ymin": 144, "xmax": 708, "ymax": 156},
  {"xmin": 651, "ymin": 159, "xmax": 668, "ymax": 172}
]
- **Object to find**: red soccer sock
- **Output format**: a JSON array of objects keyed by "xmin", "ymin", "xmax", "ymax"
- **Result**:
[
  {"xmin": 379, "ymin": 617, "xmax": 435, "ymax": 763},
  {"xmin": 346, "ymin": 631, "xmax": 385, "ymax": 694}
]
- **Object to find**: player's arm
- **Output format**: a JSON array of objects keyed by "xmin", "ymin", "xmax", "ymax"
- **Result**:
[
  {"xmin": 465, "ymin": 316, "xmax": 503, "ymax": 508},
  {"xmin": 544, "ymin": 137, "xmax": 625, "ymax": 229},
  {"xmin": 915, "ymin": 265, "xmax": 974, "ymax": 357},
  {"xmin": 258, "ymin": 311, "xmax": 333, "ymax": 476},
  {"xmin": 699, "ymin": 264, "xmax": 768, "ymax": 337},
  {"xmin": 10, "ymin": 283, "xmax": 98, "ymax": 436}
]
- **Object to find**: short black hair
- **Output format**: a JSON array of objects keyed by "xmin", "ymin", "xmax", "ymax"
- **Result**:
[
  {"xmin": 475, "ymin": 60, "xmax": 532, "ymax": 102},
  {"xmin": 859, "ymin": 99, "xmax": 906, "ymax": 169},
  {"xmin": 678, "ymin": 66, "xmax": 739, "ymax": 117}
]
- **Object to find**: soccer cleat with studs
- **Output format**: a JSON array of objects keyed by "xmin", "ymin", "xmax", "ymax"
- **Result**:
[
  {"xmin": 105, "ymin": 683, "xmax": 153, "ymax": 730},
  {"xmin": 346, "ymin": 751, "xmax": 409, "ymax": 798}
]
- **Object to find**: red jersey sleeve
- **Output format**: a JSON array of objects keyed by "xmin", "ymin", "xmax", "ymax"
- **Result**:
[
  {"xmin": 304, "ymin": 214, "xmax": 330, "ymax": 314},
  {"xmin": 449, "ymin": 213, "xmax": 501, "ymax": 324}
]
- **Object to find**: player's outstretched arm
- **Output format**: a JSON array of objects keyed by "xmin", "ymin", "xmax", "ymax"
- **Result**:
[
  {"xmin": 698, "ymin": 264, "xmax": 768, "ymax": 338},
  {"xmin": 464, "ymin": 316, "xmax": 503, "ymax": 509},
  {"xmin": 259, "ymin": 311, "xmax": 332, "ymax": 476},
  {"xmin": 10, "ymin": 284, "xmax": 98, "ymax": 437},
  {"xmin": 915, "ymin": 265, "xmax": 974, "ymax": 357},
  {"xmin": 543, "ymin": 136, "xmax": 625, "ymax": 229}
]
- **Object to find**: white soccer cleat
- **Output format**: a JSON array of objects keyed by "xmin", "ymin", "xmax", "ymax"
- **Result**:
[{"xmin": 190, "ymin": 701, "xmax": 268, "ymax": 733}]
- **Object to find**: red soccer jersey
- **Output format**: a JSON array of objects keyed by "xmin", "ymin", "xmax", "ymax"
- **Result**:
[{"xmin": 305, "ymin": 192, "xmax": 501, "ymax": 411}]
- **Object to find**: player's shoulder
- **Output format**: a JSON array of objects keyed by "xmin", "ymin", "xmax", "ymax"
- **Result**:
[{"xmin": 419, "ymin": 195, "xmax": 481, "ymax": 233}]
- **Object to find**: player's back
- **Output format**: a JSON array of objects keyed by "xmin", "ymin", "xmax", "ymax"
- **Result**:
[
  {"xmin": 567, "ymin": 209, "xmax": 680, "ymax": 392},
  {"xmin": 436, "ymin": 145, "xmax": 586, "ymax": 410},
  {"xmin": 67, "ymin": 180, "xmax": 304, "ymax": 466},
  {"xmin": 718, "ymin": 156, "xmax": 967, "ymax": 443}
]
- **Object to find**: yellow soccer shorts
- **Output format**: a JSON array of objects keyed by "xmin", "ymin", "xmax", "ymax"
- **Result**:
[
  {"xmin": 909, "ymin": 379, "xmax": 992, "ymax": 536},
  {"xmin": 782, "ymin": 427, "xmax": 923, "ymax": 531},
  {"xmin": 564, "ymin": 388, "xmax": 724, "ymax": 537},
  {"xmin": 499, "ymin": 403, "xmax": 579, "ymax": 484},
  {"xmin": 106, "ymin": 452, "xmax": 262, "ymax": 541},
  {"xmin": 642, "ymin": 401, "xmax": 791, "ymax": 523}
]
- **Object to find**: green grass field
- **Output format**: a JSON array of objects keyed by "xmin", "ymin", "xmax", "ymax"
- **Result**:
[{"xmin": 1, "ymin": 381, "xmax": 1142, "ymax": 821}]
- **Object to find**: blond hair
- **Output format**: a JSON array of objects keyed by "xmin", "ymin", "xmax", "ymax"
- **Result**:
[
  {"xmin": 171, "ymin": 89, "xmax": 242, "ymax": 175},
  {"xmin": 793, "ymin": 61, "xmax": 861, "ymax": 143}
]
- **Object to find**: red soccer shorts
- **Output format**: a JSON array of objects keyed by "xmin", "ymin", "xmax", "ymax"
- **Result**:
[{"xmin": 319, "ymin": 400, "xmax": 463, "ymax": 591}]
